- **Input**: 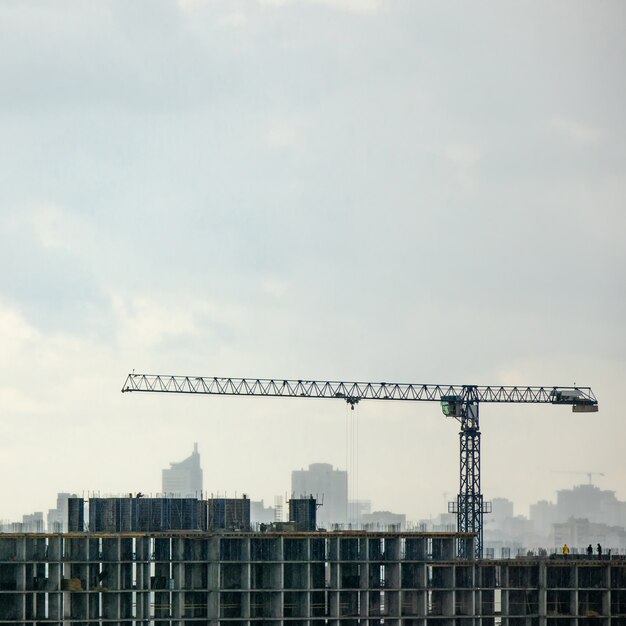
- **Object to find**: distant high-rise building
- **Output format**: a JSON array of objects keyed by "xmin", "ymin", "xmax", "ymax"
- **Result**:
[
  {"xmin": 530, "ymin": 499, "xmax": 557, "ymax": 537},
  {"xmin": 291, "ymin": 463, "xmax": 347, "ymax": 528},
  {"xmin": 489, "ymin": 497, "xmax": 514, "ymax": 530},
  {"xmin": 47, "ymin": 492, "xmax": 76, "ymax": 533},
  {"xmin": 162, "ymin": 443, "xmax": 203, "ymax": 497},
  {"xmin": 250, "ymin": 500, "xmax": 276, "ymax": 525},
  {"xmin": 557, "ymin": 484, "xmax": 624, "ymax": 526},
  {"xmin": 361, "ymin": 510, "xmax": 406, "ymax": 530},
  {"xmin": 21, "ymin": 512, "xmax": 44, "ymax": 533}
]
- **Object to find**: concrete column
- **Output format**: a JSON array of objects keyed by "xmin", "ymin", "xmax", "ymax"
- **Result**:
[
  {"xmin": 603, "ymin": 561, "xmax": 611, "ymax": 622},
  {"xmin": 570, "ymin": 563, "xmax": 578, "ymax": 618},
  {"xmin": 539, "ymin": 561, "xmax": 548, "ymax": 626}
]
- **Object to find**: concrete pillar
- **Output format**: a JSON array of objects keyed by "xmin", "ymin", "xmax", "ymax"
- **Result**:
[{"xmin": 538, "ymin": 561, "xmax": 547, "ymax": 626}]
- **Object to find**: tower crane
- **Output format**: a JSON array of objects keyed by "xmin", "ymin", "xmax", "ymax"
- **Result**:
[
  {"xmin": 121, "ymin": 374, "xmax": 598, "ymax": 557},
  {"xmin": 554, "ymin": 470, "xmax": 605, "ymax": 485}
]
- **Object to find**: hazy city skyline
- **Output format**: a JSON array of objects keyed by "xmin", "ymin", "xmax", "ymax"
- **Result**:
[
  {"xmin": 5, "ymin": 449, "xmax": 625, "ymax": 537},
  {"xmin": 0, "ymin": 0, "xmax": 624, "ymax": 522}
]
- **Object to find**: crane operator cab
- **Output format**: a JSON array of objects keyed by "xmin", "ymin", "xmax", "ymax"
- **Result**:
[{"xmin": 441, "ymin": 395, "xmax": 464, "ymax": 418}]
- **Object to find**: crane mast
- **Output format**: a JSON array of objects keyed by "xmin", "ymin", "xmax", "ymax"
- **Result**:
[{"xmin": 122, "ymin": 374, "xmax": 597, "ymax": 557}]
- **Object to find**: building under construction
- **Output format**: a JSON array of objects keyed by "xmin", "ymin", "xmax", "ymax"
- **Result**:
[{"xmin": 1, "ymin": 529, "xmax": 625, "ymax": 624}]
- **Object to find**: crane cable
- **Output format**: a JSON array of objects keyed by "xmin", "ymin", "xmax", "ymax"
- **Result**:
[{"xmin": 345, "ymin": 401, "xmax": 360, "ymax": 528}]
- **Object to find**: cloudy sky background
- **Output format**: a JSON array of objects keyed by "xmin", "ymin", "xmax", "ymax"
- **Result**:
[{"xmin": 0, "ymin": 0, "xmax": 624, "ymax": 523}]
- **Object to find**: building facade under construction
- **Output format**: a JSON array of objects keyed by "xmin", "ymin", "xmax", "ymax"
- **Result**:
[{"xmin": 1, "ymin": 530, "xmax": 625, "ymax": 624}]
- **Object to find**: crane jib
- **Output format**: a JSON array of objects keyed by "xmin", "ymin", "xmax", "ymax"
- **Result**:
[{"xmin": 121, "ymin": 374, "xmax": 598, "ymax": 412}]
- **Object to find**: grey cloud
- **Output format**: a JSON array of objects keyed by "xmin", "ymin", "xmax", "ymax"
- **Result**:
[{"xmin": 0, "ymin": 0, "xmax": 624, "ymax": 520}]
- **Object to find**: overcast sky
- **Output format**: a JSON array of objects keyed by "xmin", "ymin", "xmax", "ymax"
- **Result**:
[{"xmin": 0, "ymin": 0, "xmax": 624, "ymax": 524}]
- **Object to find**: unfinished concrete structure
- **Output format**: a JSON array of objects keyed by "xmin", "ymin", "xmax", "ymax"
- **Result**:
[
  {"xmin": 1, "ymin": 530, "xmax": 625, "ymax": 624},
  {"xmin": 289, "ymin": 497, "xmax": 317, "ymax": 532},
  {"xmin": 84, "ymin": 498, "xmax": 208, "ymax": 533},
  {"xmin": 67, "ymin": 496, "xmax": 251, "ymax": 534}
]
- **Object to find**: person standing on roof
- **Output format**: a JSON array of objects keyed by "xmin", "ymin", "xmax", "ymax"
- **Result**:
[
  {"xmin": 597, "ymin": 543, "xmax": 602, "ymax": 556},
  {"xmin": 562, "ymin": 544, "xmax": 570, "ymax": 556},
  {"xmin": 587, "ymin": 544, "xmax": 593, "ymax": 557}
]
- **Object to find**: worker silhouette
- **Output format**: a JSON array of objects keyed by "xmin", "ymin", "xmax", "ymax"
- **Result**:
[
  {"xmin": 562, "ymin": 543, "xmax": 570, "ymax": 556},
  {"xmin": 587, "ymin": 544, "xmax": 593, "ymax": 557},
  {"xmin": 597, "ymin": 543, "xmax": 602, "ymax": 556}
]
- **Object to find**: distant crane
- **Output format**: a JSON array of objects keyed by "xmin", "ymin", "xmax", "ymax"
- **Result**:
[
  {"xmin": 122, "ymin": 374, "xmax": 598, "ymax": 557},
  {"xmin": 554, "ymin": 470, "xmax": 605, "ymax": 485}
]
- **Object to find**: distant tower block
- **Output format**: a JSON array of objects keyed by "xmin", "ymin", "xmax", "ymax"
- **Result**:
[
  {"xmin": 291, "ymin": 463, "xmax": 348, "ymax": 528},
  {"xmin": 162, "ymin": 443, "xmax": 203, "ymax": 497},
  {"xmin": 289, "ymin": 496, "xmax": 317, "ymax": 531},
  {"xmin": 274, "ymin": 495, "xmax": 283, "ymax": 522},
  {"xmin": 47, "ymin": 493, "xmax": 76, "ymax": 533}
]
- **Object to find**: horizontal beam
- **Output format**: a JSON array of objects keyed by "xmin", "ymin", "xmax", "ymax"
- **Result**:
[{"xmin": 121, "ymin": 375, "xmax": 597, "ymax": 407}]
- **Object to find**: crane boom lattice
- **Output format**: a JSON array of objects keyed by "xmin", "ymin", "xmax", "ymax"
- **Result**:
[{"xmin": 122, "ymin": 375, "xmax": 596, "ymax": 406}]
